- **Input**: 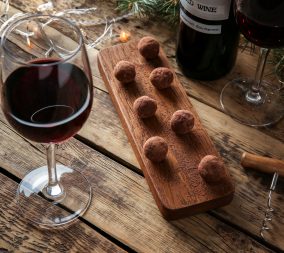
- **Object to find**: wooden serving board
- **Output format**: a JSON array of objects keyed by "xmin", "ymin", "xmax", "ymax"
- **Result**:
[{"xmin": 97, "ymin": 39, "xmax": 234, "ymax": 220}]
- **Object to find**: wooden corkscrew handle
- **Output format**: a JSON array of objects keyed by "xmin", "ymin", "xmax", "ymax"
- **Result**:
[{"xmin": 241, "ymin": 152, "xmax": 284, "ymax": 177}]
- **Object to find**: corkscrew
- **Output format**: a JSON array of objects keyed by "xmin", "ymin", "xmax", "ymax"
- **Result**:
[
  {"xmin": 241, "ymin": 152, "xmax": 284, "ymax": 240},
  {"xmin": 259, "ymin": 172, "xmax": 278, "ymax": 239}
]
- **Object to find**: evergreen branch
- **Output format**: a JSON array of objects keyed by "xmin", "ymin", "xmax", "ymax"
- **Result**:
[
  {"xmin": 155, "ymin": 0, "xmax": 179, "ymax": 24},
  {"xmin": 116, "ymin": 0, "xmax": 179, "ymax": 24},
  {"xmin": 116, "ymin": 0, "xmax": 157, "ymax": 17}
]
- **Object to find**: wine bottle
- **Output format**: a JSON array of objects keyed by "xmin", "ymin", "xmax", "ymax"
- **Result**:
[{"xmin": 176, "ymin": 0, "xmax": 240, "ymax": 80}]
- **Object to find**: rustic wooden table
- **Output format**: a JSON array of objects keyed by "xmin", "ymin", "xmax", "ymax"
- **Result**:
[{"xmin": 0, "ymin": 1, "xmax": 283, "ymax": 253}]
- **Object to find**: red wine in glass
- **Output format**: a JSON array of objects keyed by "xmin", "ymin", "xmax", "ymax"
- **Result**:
[
  {"xmin": 0, "ymin": 14, "xmax": 94, "ymax": 228},
  {"xmin": 235, "ymin": 0, "xmax": 284, "ymax": 48},
  {"xmin": 2, "ymin": 59, "xmax": 92, "ymax": 143},
  {"xmin": 220, "ymin": 0, "xmax": 284, "ymax": 127}
]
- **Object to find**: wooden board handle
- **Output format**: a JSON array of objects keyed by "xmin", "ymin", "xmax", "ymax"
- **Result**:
[{"xmin": 241, "ymin": 152, "xmax": 284, "ymax": 177}]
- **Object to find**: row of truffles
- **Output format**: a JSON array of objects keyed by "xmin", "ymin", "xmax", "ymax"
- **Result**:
[
  {"xmin": 114, "ymin": 36, "xmax": 173, "ymax": 89},
  {"xmin": 114, "ymin": 37, "xmax": 226, "ymax": 184},
  {"xmin": 134, "ymin": 98, "xmax": 195, "ymax": 135},
  {"xmin": 143, "ymin": 136, "xmax": 226, "ymax": 184},
  {"xmin": 114, "ymin": 63, "xmax": 173, "ymax": 90},
  {"xmin": 114, "ymin": 38, "xmax": 194, "ymax": 132},
  {"xmin": 140, "ymin": 110, "xmax": 195, "ymax": 161}
]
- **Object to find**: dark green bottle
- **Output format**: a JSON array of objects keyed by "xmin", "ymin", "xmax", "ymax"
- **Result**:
[{"xmin": 176, "ymin": 0, "xmax": 240, "ymax": 80}]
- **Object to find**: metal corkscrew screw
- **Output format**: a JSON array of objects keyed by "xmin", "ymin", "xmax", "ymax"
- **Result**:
[
  {"xmin": 260, "ymin": 172, "xmax": 279, "ymax": 239},
  {"xmin": 241, "ymin": 152, "xmax": 284, "ymax": 240}
]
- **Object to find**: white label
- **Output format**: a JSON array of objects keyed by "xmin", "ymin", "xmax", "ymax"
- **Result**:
[
  {"xmin": 180, "ymin": 8, "xmax": 222, "ymax": 34},
  {"xmin": 180, "ymin": 0, "xmax": 231, "ymax": 21}
]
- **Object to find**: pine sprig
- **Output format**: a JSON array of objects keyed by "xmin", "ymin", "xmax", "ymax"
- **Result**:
[
  {"xmin": 155, "ymin": 0, "xmax": 179, "ymax": 24},
  {"xmin": 116, "ymin": 0, "xmax": 179, "ymax": 24},
  {"xmin": 272, "ymin": 48, "xmax": 284, "ymax": 65},
  {"xmin": 116, "ymin": 0, "xmax": 156, "ymax": 16}
]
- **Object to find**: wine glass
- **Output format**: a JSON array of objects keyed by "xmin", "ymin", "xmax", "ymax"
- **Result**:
[
  {"xmin": 220, "ymin": 0, "xmax": 284, "ymax": 127},
  {"xmin": 0, "ymin": 14, "xmax": 93, "ymax": 227}
]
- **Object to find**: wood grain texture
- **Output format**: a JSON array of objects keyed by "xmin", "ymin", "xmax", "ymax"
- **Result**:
[
  {"xmin": 78, "ymin": 87, "xmax": 284, "ymax": 250},
  {"xmin": 98, "ymin": 40, "xmax": 234, "ymax": 219},
  {"xmin": 0, "ymin": 175, "xmax": 125, "ymax": 253},
  {"xmin": 0, "ymin": 118, "xmax": 273, "ymax": 253},
  {"xmin": 1, "ymin": 1, "xmax": 283, "ymax": 251}
]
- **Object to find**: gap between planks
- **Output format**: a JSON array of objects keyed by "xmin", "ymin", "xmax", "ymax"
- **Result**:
[
  {"xmin": 208, "ymin": 212, "xmax": 283, "ymax": 253},
  {"xmin": 0, "ymin": 2, "xmax": 282, "ymax": 251},
  {"xmin": 75, "ymin": 130, "xmax": 282, "ymax": 253},
  {"xmin": 0, "ymin": 110, "xmax": 279, "ymax": 252},
  {"xmin": 0, "ymin": 167, "xmax": 137, "ymax": 253},
  {"xmin": 0, "ymin": 119, "xmax": 276, "ymax": 253}
]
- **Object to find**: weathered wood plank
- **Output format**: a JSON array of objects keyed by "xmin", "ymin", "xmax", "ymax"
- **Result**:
[
  {"xmin": 0, "ymin": 174, "xmax": 126, "ymax": 253},
  {"xmin": 78, "ymin": 86, "xmax": 284, "ymax": 250},
  {"xmin": 0, "ymin": 118, "xmax": 274, "ymax": 253},
  {"xmin": 2, "ymin": 1, "xmax": 283, "ymax": 251}
]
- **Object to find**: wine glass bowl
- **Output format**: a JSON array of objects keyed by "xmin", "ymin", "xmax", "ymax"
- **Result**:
[
  {"xmin": 0, "ymin": 14, "xmax": 93, "ymax": 227},
  {"xmin": 220, "ymin": 0, "xmax": 284, "ymax": 127},
  {"xmin": 235, "ymin": 2, "xmax": 284, "ymax": 49}
]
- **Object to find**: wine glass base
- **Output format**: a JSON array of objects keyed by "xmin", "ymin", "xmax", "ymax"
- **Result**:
[
  {"xmin": 17, "ymin": 165, "xmax": 92, "ymax": 228},
  {"xmin": 220, "ymin": 78, "xmax": 284, "ymax": 127}
]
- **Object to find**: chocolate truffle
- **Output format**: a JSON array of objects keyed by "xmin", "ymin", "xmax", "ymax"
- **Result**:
[
  {"xmin": 138, "ymin": 36, "xmax": 160, "ymax": 60},
  {"xmin": 150, "ymin": 67, "xmax": 174, "ymax": 89},
  {"xmin": 133, "ymin": 96, "xmax": 157, "ymax": 118},
  {"xmin": 198, "ymin": 155, "xmax": 226, "ymax": 184},
  {"xmin": 114, "ymin": 60, "xmax": 136, "ymax": 83},
  {"xmin": 170, "ymin": 110, "xmax": 194, "ymax": 134},
  {"xmin": 143, "ymin": 136, "xmax": 168, "ymax": 162}
]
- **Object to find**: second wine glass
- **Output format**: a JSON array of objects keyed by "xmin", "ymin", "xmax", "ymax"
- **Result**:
[
  {"xmin": 220, "ymin": 0, "xmax": 284, "ymax": 127},
  {"xmin": 0, "ymin": 14, "xmax": 93, "ymax": 227}
]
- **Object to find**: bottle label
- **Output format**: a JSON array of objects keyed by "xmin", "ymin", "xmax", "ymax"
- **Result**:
[
  {"xmin": 180, "ymin": 9, "xmax": 222, "ymax": 34},
  {"xmin": 180, "ymin": 0, "xmax": 231, "ymax": 34},
  {"xmin": 180, "ymin": 0, "xmax": 231, "ymax": 21}
]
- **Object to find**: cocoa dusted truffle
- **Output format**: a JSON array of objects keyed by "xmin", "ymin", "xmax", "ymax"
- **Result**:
[
  {"xmin": 133, "ymin": 96, "xmax": 157, "ymax": 118},
  {"xmin": 114, "ymin": 60, "xmax": 136, "ymax": 83},
  {"xmin": 198, "ymin": 155, "xmax": 226, "ymax": 184},
  {"xmin": 170, "ymin": 110, "xmax": 194, "ymax": 134},
  {"xmin": 138, "ymin": 36, "xmax": 160, "ymax": 60},
  {"xmin": 150, "ymin": 67, "xmax": 174, "ymax": 89},
  {"xmin": 143, "ymin": 136, "xmax": 168, "ymax": 162}
]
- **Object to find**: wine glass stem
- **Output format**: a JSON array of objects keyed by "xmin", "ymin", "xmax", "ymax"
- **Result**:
[
  {"xmin": 45, "ymin": 143, "xmax": 64, "ymax": 198},
  {"xmin": 246, "ymin": 48, "xmax": 270, "ymax": 104}
]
